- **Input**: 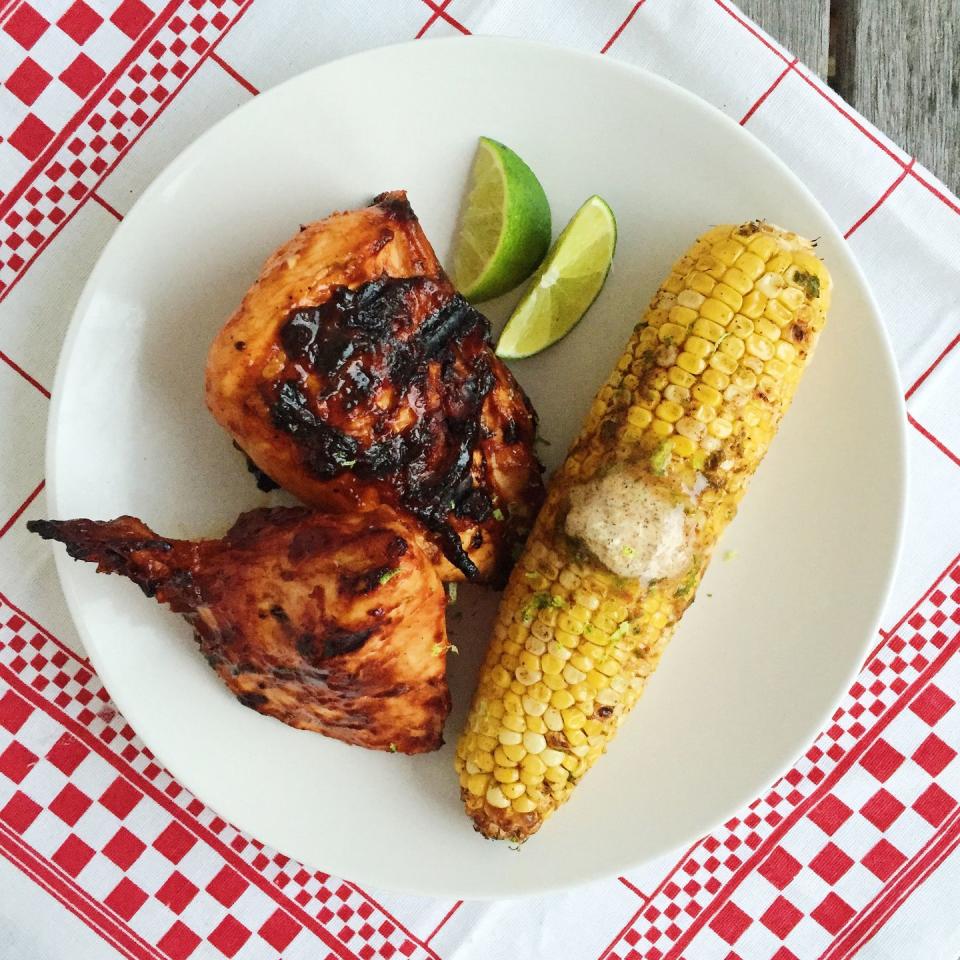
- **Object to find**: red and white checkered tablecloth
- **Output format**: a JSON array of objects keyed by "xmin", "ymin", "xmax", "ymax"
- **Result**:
[{"xmin": 1, "ymin": 2, "xmax": 958, "ymax": 958}]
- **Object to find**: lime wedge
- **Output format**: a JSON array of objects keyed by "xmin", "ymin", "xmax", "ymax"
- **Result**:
[
  {"xmin": 452, "ymin": 137, "xmax": 551, "ymax": 303},
  {"xmin": 496, "ymin": 196, "xmax": 617, "ymax": 359}
]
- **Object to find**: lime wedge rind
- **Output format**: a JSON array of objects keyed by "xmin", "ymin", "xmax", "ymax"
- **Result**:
[
  {"xmin": 452, "ymin": 137, "xmax": 552, "ymax": 303},
  {"xmin": 496, "ymin": 195, "xmax": 617, "ymax": 360}
]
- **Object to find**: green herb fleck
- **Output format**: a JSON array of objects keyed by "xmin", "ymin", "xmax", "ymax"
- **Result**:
[
  {"xmin": 431, "ymin": 643, "xmax": 444, "ymax": 657},
  {"xmin": 650, "ymin": 439, "xmax": 672, "ymax": 476},
  {"xmin": 378, "ymin": 568, "xmax": 399, "ymax": 586},
  {"xmin": 610, "ymin": 620, "xmax": 631, "ymax": 643},
  {"xmin": 492, "ymin": 508, "xmax": 505, "ymax": 522},
  {"xmin": 388, "ymin": 743, "xmax": 398, "ymax": 753},
  {"xmin": 674, "ymin": 564, "xmax": 699, "ymax": 598},
  {"xmin": 793, "ymin": 270, "xmax": 821, "ymax": 300},
  {"xmin": 621, "ymin": 545, "xmax": 636, "ymax": 558},
  {"xmin": 723, "ymin": 549, "xmax": 738, "ymax": 562},
  {"xmin": 446, "ymin": 582, "xmax": 458, "ymax": 604},
  {"xmin": 522, "ymin": 591, "xmax": 565, "ymax": 623},
  {"xmin": 339, "ymin": 459, "xmax": 356, "ymax": 468},
  {"xmin": 448, "ymin": 643, "xmax": 459, "ymax": 656}
]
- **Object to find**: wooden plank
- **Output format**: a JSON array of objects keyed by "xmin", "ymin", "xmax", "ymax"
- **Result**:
[
  {"xmin": 737, "ymin": 0, "xmax": 831, "ymax": 76},
  {"xmin": 832, "ymin": 0, "xmax": 959, "ymax": 192}
]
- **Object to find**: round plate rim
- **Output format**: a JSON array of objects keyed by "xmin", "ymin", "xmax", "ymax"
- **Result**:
[{"xmin": 44, "ymin": 35, "xmax": 907, "ymax": 899}]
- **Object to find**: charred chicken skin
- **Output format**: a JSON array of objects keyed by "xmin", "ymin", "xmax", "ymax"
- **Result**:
[
  {"xmin": 205, "ymin": 191, "xmax": 544, "ymax": 584},
  {"xmin": 28, "ymin": 508, "xmax": 450, "ymax": 753}
]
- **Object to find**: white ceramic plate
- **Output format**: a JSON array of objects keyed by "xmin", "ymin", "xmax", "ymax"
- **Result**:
[{"xmin": 46, "ymin": 37, "xmax": 905, "ymax": 899}]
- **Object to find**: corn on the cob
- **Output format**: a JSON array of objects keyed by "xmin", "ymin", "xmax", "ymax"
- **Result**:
[{"xmin": 455, "ymin": 221, "xmax": 832, "ymax": 841}]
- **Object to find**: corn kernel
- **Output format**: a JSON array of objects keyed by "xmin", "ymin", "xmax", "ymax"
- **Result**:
[
  {"xmin": 551, "ymin": 689, "xmax": 576, "ymax": 710},
  {"xmin": 486, "ymin": 785, "xmax": 510, "ymax": 808},
  {"xmin": 522, "ymin": 694, "xmax": 547, "ymax": 716},
  {"xmin": 503, "ymin": 713, "xmax": 526, "ymax": 733},
  {"xmin": 742, "ymin": 354, "xmax": 764, "ymax": 374},
  {"xmin": 490, "ymin": 665, "xmax": 510, "ymax": 688},
  {"xmin": 502, "ymin": 742, "xmax": 526, "ymax": 763},
  {"xmin": 712, "ymin": 239, "xmax": 744, "ymax": 265},
  {"xmin": 676, "ymin": 416, "xmax": 704, "ymax": 440},
  {"xmin": 529, "ymin": 681, "xmax": 552, "ymax": 703},
  {"xmin": 512, "ymin": 795, "xmax": 537, "ymax": 813},
  {"xmin": 694, "ymin": 317, "xmax": 726, "ymax": 343},
  {"xmin": 732, "ymin": 368, "xmax": 757, "ymax": 391},
  {"xmin": 662, "ymin": 384, "xmax": 689, "ymax": 405},
  {"xmin": 498, "ymin": 729, "xmax": 522, "ymax": 746},
  {"xmin": 746, "ymin": 334, "xmax": 774, "ymax": 361},
  {"xmin": 764, "ymin": 298, "xmax": 793, "ymax": 327},
  {"xmin": 667, "ymin": 306, "xmax": 697, "ymax": 329},
  {"xmin": 684, "ymin": 335, "xmax": 713, "ymax": 359},
  {"xmin": 755, "ymin": 317, "xmax": 781, "ymax": 341},
  {"xmin": 740, "ymin": 290, "xmax": 767, "ymax": 319},
  {"xmin": 709, "ymin": 418, "xmax": 733, "ymax": 439},
  {"xmin": 778, "ymin": 285, "xmax": 806, "ymax": 310},
  {"xmin": 711, "ymin": 282, "xmax": 744, "ymax": 311},
  {"xmin": 627, "ymin": 405, "xmax": 653, "ymax": 429},
  {"xmin": 688, "ymin": 271, "xmax": 716, "ymax": 295},
  {"xmin": 522, "ymin": 753, "xmax": 546, "ymax": 775},
  {"xmin": 543, "ymin": 708, "xmax": 563, "ymax": 731},
  {"xmin": 668, "ymin": 366, "xmax": 695, "ymax": 388},
  {"xmin": 736, "ymin": 251, "xmax": 765, "ymax": 280},
  {"xmin": 671, "ymin": 435, "xmax": 696, "ymax": 457},
  {"xmin": 526, "ymin": 715, "xmax": 546, "ymax": 734},
  {"xmin": 523, "ymin": 731, "xmax": 547, "ymax": 754},
  {"xmin": 501, "ymin": 781, "xmax": 526, "ymax": 800},
  {"xmin": 655, "ymin": 400, "xmax": 684, "ymax": 423},
  {"xmin": 756, "ymin": 272, "xmax": 784, "ymax": 298},
  {"xmin": 722, "ymin": 267, "xmax": 752, "ymax": 294},
  {"xmin": 543, "ymin": 673, "xmax": 565, "ymax": 691},
  {"xmin": 700, "ymin": 298, "xmax": 734, "ymax": 327},
  {"xmin": 748, "ymin": 233, "xmax": 779, "ymax": 259},
  {"xmin": 677, "ymin": 352, "xmax": 707, "ymax": 374},
  {"xmin": 545, "ymin": 765, "xmax": 570, "ymax": 784},
  {"xmin": 767, "ymin": 253, "xmax": 791, "ymax": 274},
  {"xmin": 677, "ymin": 289, "xmax": 705, "ymax": 310},
  {"xmin": 692, "ymin": 382, "xmax": 722, "ymax": 407},
  {"xmin": 562, "ymin": 707, "xmax": 587, "ymax": 730},
  {"xmin": 775, "ymin": 340, "xmax": 797, "ymax": 363},
  {"xmin": 466, "ymin": 773, "xmax": 489, "ymax": 796},
  {"xmin": 709, "ymin": 351, "xmax": 738, "ymax": 375},
  {"xmin": 540, "ymin": 748, "xmax": 565, "ymax": 767},
  {"xmin": 765, "ymin": 358, "xmax": 788, "ymax": 380},
  {"xmin": 702, "ymin": 368, "xmax": 729, "ymax": 391}
]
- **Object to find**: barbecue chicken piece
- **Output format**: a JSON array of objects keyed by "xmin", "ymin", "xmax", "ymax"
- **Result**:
[
  {"xmin": 28, "ymin": 507, "xmax": 450, "ymax": 753},
  {"xmin": 205, "ymin": 190, "xmax": 544, "ymax": 585}
]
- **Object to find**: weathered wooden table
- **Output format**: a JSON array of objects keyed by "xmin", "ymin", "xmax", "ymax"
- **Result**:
[{"xmin": 741, "ymin": 0, "xmax": 958, "ymax": 192}]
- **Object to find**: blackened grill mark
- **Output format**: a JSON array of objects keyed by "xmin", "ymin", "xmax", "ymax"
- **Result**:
[
  {"xmin": 237, "ymin": 692, "xmax": 268, "ymax": 709},
  {"xmin": 341, "ymin": 564, "xmax": 398, "ymax": 596},
  {"xmin": 298, "ymin": 627, "xmax": 374, "ymax": 660},
  {"xmin": 270, "ymin": 277, "xmax": 497, "ymax": 579},
  {"xmin": 373, "ymin": 191, "xmax": 417, "ymax": 221}
]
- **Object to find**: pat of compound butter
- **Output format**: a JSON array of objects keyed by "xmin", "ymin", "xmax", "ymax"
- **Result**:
[{"xmin": 565, "ymin": 466, "xmax": 692, "ymax": 582}]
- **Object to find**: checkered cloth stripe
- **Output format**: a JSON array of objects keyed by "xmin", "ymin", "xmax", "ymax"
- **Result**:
[{"xmin": 0, "ymin": 1, "xmax": 958, "ymax": 958}]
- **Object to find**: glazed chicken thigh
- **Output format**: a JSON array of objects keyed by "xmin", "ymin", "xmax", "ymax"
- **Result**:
[
  {"xmin": 28, "ymin": 508, "xmax": 450, "ymax": 753},
  {"xmin": 205, "ymin": 191, "xmax": 544, "ymax": 584}
]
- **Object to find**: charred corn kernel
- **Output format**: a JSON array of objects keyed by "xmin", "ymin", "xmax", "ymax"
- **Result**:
[{"xmin": 458, "ymin": 221, "xmax": 831, "ymax": 841}]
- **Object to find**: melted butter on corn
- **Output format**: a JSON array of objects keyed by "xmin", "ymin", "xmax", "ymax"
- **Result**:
[{"xmin": 456, "ymin": 221, "xmax": 831, "ymax": 842}]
